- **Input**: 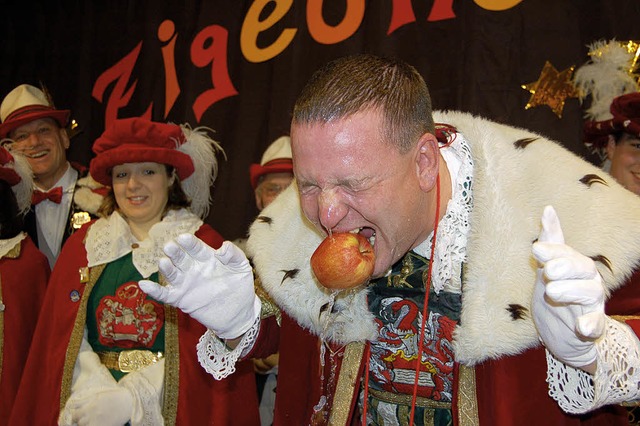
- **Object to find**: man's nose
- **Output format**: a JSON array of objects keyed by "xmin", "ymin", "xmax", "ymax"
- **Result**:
[
  {"xmin": 317, "ymin": 188, "xmax": 348, "ymax": 233},
  {"xmin": 15, "ymin": 133, "xmax": 40, "ymax": 150}
]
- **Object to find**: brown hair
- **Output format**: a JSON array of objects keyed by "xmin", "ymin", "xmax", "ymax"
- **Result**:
[
  {"xmin": 292, "ymin": 54, "xmax": 435, "ymax": 153},
  {"xmin": 97, "ymin": 165, "xmax": 191, "ymax": 218}
]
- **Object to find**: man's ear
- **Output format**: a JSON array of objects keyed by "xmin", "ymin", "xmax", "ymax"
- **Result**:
[
  {"xmin": 255, "ymin": 189, "xmax": 264, "ymax": 211},
  {"xmin": 60, "ymin": 128, "xmax": 71, "ymax": 150},
  {"xmin": 415, "ymin": 132, "xmax": 439, "ymax": 192},
  {"xmin": 605, "ymin": 134, "xmax": 617, "ymax": 161}
]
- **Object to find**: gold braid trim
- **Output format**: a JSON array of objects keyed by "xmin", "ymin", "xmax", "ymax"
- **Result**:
[
  {"xmin": 329, "ymin": 342, "xmax": 365, "ymax": 426},
  {"xmin": 456, "ymin": 364, "xmax": 480, "ymax": 426},
  {"xmin": 611, "ymin": 315, "xmax": 640, "ymax": 322},
  {"xmin": 60, "ymin": 263, "xmax": 106, "ymax": 411},
  {"xmin": 162, "ymin": 273, "xmax": 179, "ymax": 426},
  {"xmin": 5, "ymin": 240, "xmax": 21, "ymax": 259},
  {"xmin": 255, "ymin": 276, "xmax": 281, "ymax": 326},
  {"xmin": 0, "ymin": 242, "xmax": 20, "ymax": 384}
]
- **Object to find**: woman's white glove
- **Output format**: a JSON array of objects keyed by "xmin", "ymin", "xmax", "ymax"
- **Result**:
[
  {"xmin": 69, "ymin": 386, "xmax": 133, "ymax": 426},
  {"xmin": 139, "ymin": 235, "xmax": 261, "ymax": 339},
  {"xmin": 532, "ymin": 206, "xmax": 606, "ymax": 369}
]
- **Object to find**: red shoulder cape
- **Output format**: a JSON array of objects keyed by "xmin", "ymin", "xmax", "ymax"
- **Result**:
[{"xmin": 10, "ymin": 223, "xmax": 259, "ymax": 425}]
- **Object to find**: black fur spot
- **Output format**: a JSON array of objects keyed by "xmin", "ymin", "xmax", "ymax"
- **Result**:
[
  {"xmin": 319, "ymin": 303, "xmax": 330, "ymax": 317},
  {"xmin": 257, "ymin": 215, "xmax": 273, "ymax": 224},
  {"xmin": 280, "ymin": 269, "xmax": 299, "ymax": 284},
  {"xmin": 507, "ymin": 304, "xmax": 527, "ymax": 320},
  {"xmin": 590, "ymin": 255, "xmax": 613, "ymax": 274},
  {"xmin": 513, "ymin": 138, "xmax": 538, "ymax": 149},
  {"xmin": 579, "ymin": 174, "xmax": 608, "ymax": 187}
]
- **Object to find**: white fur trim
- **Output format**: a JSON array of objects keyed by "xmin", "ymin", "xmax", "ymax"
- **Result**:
[
  {"xmin": 247, "ymin": 111, "xmax": 640, "ymax": 363},
  {"xmin": 73, "ymin": 175, "xmax": 105, "ymax": 215}
]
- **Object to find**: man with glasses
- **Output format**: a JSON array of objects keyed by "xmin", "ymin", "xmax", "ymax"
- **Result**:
[{"xmin": 0, "ymin": 84, "xmax": 98, "ymax": 267}]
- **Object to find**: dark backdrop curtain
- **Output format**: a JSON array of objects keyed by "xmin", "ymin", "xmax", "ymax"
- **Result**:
[{"xmin": 1, "ymin": 0, "xmax": 638, "ymax": 240}]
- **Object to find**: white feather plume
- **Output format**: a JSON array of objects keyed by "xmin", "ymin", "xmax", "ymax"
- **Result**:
[
  {"xmin": 176, "ymin": 124, "xmax": 225, "ymax": 219},
  {"xmin": 574, "ymin": 39, "xmax": 640, "ymax": 121},
  {"xmin": 10, "ymin": 152, "xmax": 34, "ymax": 214}
]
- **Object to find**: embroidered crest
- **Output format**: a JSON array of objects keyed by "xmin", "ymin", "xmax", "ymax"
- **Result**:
[{"xmin": 96, "ymin": 281, "xmax": 163, "ymax": 348}]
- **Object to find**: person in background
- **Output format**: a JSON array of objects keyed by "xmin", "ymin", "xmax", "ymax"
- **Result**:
[
  {"xmin": 583, "ymin": 92, "xmax": 640, "ymax": 196},
  {"xmin": 0, "ymin": 146, "xmax": 49, "ymax": 426},
  {"xmin": 141, "ymin": 55, "xmax": 640, "ymax": 425},
  {"xmin": 10, "ymin": 117, "xmax": 260, "ymax": 425},
  {"xmin": 235, "ymin": 135, "xmax": 295, "ymax": 251},
  {"xmin": 247, "ymin": 136, "xmax": 294, "ymax": 426},
  {"xmin": 0, "ymin": 84, "xmax": 101, "ymax": 268}
]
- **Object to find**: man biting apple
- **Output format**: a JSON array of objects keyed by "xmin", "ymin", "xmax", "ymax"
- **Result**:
[{"xmin": 140, "ymin": 55, "xmax": 640, "ymax": 425}]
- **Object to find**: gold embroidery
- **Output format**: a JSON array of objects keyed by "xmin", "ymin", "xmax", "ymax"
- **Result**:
[
  {"xmin": 368, "ymin": 388, "xmax": 452, "ymax": 409},
  {"xmin": 162, "ymin": 275, "xmax": 179, "ymax": 426},
  {"xmin": 328, "ymin": 342, "xmax": 365, "ymax": 426},
  {"xmin": 255, "ymin": 277, "xmax": 281, "ymax": 326},
  {"xmin": 456, "ymin": 364, "xmax": 480, "ymax": 426},
  {"xmin": 60, "ymin": 263, "xmax": 106, "ymax": 411},
  {"xmin": 388, "ymin": 255, "xmax": 416, "ymax": 288}
]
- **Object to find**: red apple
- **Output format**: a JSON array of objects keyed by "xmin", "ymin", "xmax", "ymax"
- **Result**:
[{"xmin": 310, "ymin": 232, "xmax": 375, "ymax": 290}]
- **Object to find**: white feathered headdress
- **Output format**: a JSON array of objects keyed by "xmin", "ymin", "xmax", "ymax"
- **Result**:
[{"xmin": 574, "ymin": 39, "xmax": 640, "ymax": 122}]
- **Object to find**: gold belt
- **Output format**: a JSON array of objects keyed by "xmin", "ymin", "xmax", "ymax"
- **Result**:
[{"xmin": 97, "ymin": 350, "xmax": 164, "ymax": 373}]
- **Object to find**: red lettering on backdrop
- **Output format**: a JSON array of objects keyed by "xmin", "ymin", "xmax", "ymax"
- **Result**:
[
  {"xmin": 241, "ymin": 0, "xmax": 297, "ymax": 63},
  {"xmin": 307, "ymin": 0, "xmax": 365, "ymax": 44},
  {"xmin": 159, "ymin": 20, "xmax": 180, "ymax": 118},
  {"xmin": 190, "ymin": 24, "xmax": 238, "ymax": 122},
  {"xmin": 388, "ymin": 0, "xmax": 417, "ymax": 35},
  {"xmin": 91, "ymin": 3, "xmax": 522, "ymax": 124},
  {"xmin": 427, "ymin": 0, "xmax": 455, "ymax": 21},
  {"xmin": 92, "ymin": 42, "xmax": 153, "ymax": 128}
]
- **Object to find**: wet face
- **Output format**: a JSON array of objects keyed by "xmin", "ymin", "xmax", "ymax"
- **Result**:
[
  {"xmin": 7, "ymin": 118, "xmax": 69, "ymax": 190},
  {"xmin": 112, "ymin": 162, "xmax": 173, "ymax": 230},
  {"xmin": 607, "ymin": 133, "xmax": 640, "ymax": 196},
  {"xmin": 292, "ymin": 109, "xmax": 440, "ymax": 277},
  {"xmin": 255, "ymin": 172, "xmax": 294, "ymax": 210}
]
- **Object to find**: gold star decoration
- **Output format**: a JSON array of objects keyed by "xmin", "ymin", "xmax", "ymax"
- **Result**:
[{"xmin": 522, "ymin": 61, "xmax": 579, "ymax": 118}]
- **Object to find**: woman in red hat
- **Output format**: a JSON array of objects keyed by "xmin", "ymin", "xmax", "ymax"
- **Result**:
[
  {"xmin": 10, "ymin": 117, "xmax": 260, "ymax": 425},
  {"xmin": 583, "ymin": 92, "xmax": 640, "ymax": 196},
  {"xmin": 0, "ymin": 147, "xmax": 49, "ymax": 425}
]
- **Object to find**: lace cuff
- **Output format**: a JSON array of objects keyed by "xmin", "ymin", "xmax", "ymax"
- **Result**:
[
  {"xmin": 196, "ymin": 315, "xmax": 260, "ymax": 380},
  {"xmin": 119, "ymin": 359, "xmax": 165, "ymax": 426},
  {"xmin": 546, "ymin": 316, "xmax": 640, "ymax": 414}
]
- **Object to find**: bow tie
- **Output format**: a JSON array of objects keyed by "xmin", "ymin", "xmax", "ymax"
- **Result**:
[{"xmin": 32, "ymin": 186, "xmax": 63, "ymax": 205}]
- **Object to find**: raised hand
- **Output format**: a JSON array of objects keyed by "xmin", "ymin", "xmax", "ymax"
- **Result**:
[
  {"xmin": 139, "ymin": 235, "xmax": 261, "ymax": 339},
  {"xmin": 532, "ymin": 206, "xmax": 606, "ymax": 369}
]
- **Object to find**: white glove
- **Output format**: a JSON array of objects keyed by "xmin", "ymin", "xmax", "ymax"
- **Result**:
[
  {"xmin": 532, "ymin": 205, "xmax": 606, "ymax": 369},
  {"xmin": 139, "ymin": 235, "xmax": 260, "ymax": 339},
  {"xmin": 69, "ymin": 386, "xmax": 133, "ymax": 426}
]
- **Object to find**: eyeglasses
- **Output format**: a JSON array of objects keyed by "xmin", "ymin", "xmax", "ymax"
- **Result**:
[{"xmin": 261, "ymin": 183, "xmax": 290, "ymax": 197}]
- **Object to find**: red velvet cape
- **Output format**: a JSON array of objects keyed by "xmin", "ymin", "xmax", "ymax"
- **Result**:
[{"xmin": 10, "ymin": 223, "xmax": 260, "ymax": 426}]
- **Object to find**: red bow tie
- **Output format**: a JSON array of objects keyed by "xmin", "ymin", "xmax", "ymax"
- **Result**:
[{"xmin": 32, "ymin": 187, "xmax": 63, "ymax": 205}]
